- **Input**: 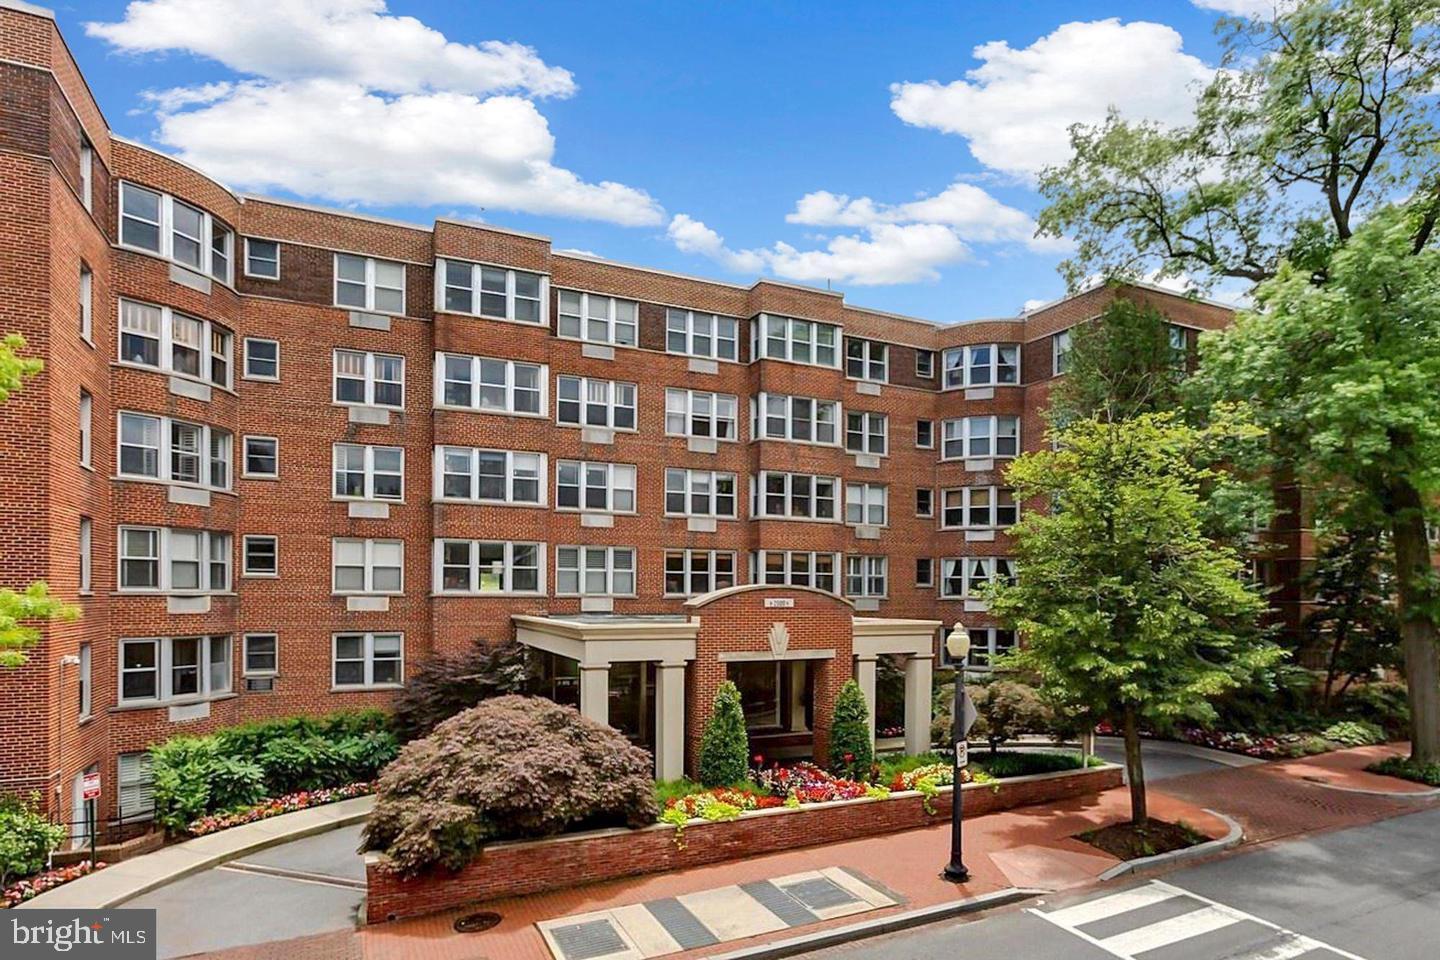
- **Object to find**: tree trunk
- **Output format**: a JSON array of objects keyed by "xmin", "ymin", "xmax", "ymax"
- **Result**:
[
  {"xmin": 1388, "ymin": 488, "xmax": 1440, "ymax": 765},
  {"xmin": 1122, "ymin": 705, "xmax": 1147, "ymax": 826}
]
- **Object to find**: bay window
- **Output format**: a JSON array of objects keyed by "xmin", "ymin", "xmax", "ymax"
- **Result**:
[
  {"xmin": 664, "ymin": 468, "xmax": 737, "ymax": 518},
  {"xmin": 118, "ymin": 635, "xmax": 231, "ymax": 704},
  {"xmin": 117, "ymin": 412, "xmax": 230, "ymax": 490},
  {"xmin": 439, "ymin": 259, "xmax": 545, "ymax": 323},
  {"xmin": 435, "ymin": 447, "xmax": 544, "ymax": 504},
  {"xmin": 941, "ymin": 415, "xmax": 1020, "ymax": 460},
  {"xmin": 664, "ymin": 550, "xmax": 737, "ymax": 596},
  {"xmin": 666, "ymin": 308, "xmax": 738, "ymax": 360},
  {"xmin": 754, "ymin": 471, "xmax": 838, "ymax": 521},
  {"xmin": 754, "ymin": 392, "xmax": 839, "ymax": 444},
  {"xmin": 752, "ymin": 550, "xmax": 839, "ymax": 593},
  {"xmin": 942, "ymin": 343, "xmax": 1020, "ymax": 388},
  {"xmin": 118, "ymin": 526, "xmax": 230, "ymax": 593},
  {"xmin": 557, "ymin": 375, "xmax": 637, "ymax": 430},
  {"xmin": 331, "ymin": 538, "xmax": 404, "ymax": 594},
  {"xmin": 754, "ymin": 314, "xmax": 840, "ymax": 367},
  {"xmin": 557, "ymin": 290, "xmax": 638, "ymax": 346},
  {"xmin": 118, "ymin": 182, "xmax": 233, "ymax": 282},
  {"xmin": 940, "ymin": 557, "xmax": 1017, "ymax": 598},
  {"xmin": 119, "ymin": 299, "xmax": 232, "ymax": 387},
  {"xmin": 436, "ymin": 353, "xmax": 545, "ymax": 415},
  {"xmin": 556, "ymin": 460, "xmax": 636, "ymax": 513},
  {"xmin": 434, "ymin": 540, "xmax": 543, "ymax": 594},
  {"xmin": 556, "ymin": 546, "xmax": 636, "ymax": 596},
  {"xmin": 665, "ymin": 388, "xmax": 738, "ymax": 440},
  {"xmin": 942, "ymin": 486, "xmax": 1019, "ymax": 528}
]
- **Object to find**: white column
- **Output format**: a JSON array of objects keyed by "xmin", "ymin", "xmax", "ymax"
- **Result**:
[
  {"xmin": 903, "ymin": 653, "xmax": 933, "ymax": 756},
  {"xmin": 654, "ymin": 662, "xmax": 687, "ymax": 781},
  {"xmin": 579, "ymin": 663, "xmax": 611, "ymax": 726},
  {"xmin": 855, "ymin": 655, "xmax": 878, "ymax": 749}
]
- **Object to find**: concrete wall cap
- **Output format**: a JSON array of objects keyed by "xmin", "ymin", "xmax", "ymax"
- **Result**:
[{"xmin": 683, "ymin": 583, "xmax": 854, "ymax": 610}]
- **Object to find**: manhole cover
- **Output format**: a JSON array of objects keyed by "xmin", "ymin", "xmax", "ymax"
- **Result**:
[
  {"xmin": 780, "ymin": 877, "xmax": 860, "ymax": 911},
  {"xmin": 549, "ymin": 918, "xmax": 628, "ymax": 960},
  {"xmin": 454, "ymin": 911, "xmax": 502, "ymax": 933}
]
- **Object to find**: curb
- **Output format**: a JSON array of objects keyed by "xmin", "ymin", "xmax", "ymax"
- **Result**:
[
  {"xmin": 17, "ymin": 796, "xmax": 374, "ymax": 910},
  {"xmin": 1097, "ymin": 808, "xmax": 1244, "ymax": 881},
  {"xmin": 1300, "ymin": 778, "xmax": 1440, "ymax": 800},
  {"xmin": 707, "ymin": 887, "xmax": 1046, "ymax": 960}
]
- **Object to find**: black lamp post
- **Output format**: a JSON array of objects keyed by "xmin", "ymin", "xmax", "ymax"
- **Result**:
[{"xmin": 942, "ymin": 624, "xmax": 971, "ymax": 883}]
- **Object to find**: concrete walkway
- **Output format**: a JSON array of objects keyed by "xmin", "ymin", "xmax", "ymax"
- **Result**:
[{"xmin": 16, "ymin": 795, "xmax": 374, "ymax": 910}]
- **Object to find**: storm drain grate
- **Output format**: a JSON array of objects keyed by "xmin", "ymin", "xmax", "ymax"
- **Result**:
[
  {"xmin": 778, "ymin": 877, "xmax": 860, "ymax": 912},
  {"xmin": 454, "ymin": 911, "xmax": 502, "ymax": 933},
  {"xmin": 548, "ymin": 918, "xmax": 628, "ymax": 960}
]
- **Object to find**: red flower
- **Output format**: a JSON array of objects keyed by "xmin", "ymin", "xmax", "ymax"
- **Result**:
[{"xmin": 753, "ymin": 753, "xmax": 764, "ymax": 764}]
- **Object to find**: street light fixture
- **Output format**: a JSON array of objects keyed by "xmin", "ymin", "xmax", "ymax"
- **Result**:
[{"xmin": 942, "ymin": 623, "xmax": 971, "ymax": 883}]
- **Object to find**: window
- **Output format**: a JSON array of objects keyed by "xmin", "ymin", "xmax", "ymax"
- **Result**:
[
  {"xmin": 664, "ymin": 550, "xmax": 737, "ymax": 596},
  {"xmin": 334, "ymin": 253, "xmax": 404, "ymax": 314},
  {"xmin": 942, "ymin": 486, "xmax": 1019, "ymax": 528},
  {"xmin": 845, "ymin": 411, "xmax": 887, "ymax": 455},
  {"xmin": 118, "ymin": 413, "xmax": 231, "ymax": 489},
  {"xmin": 436, "ymin": 353, "xmax": 545, "ymax": 415},
  {"xmin": 434, "ymin": 540, "xmax": 543, "ymax": 594},
  {"xmin": 965, "ymin": 628, "xmax": 1018, "ymax": 669},
  {"xmin": 665, "ymin": 388, "xmax": 739, "ymax": 440},
  {"xmin": 118, "ymin": 182, "xmax": 234, "ymax": 282},
  {"xmin": 665, "ymin": 468, "xmax": 737, "ymax": 518},
  {"xmin": 242, "ymin": 436, "xmax": 278, "ymax": 478},
  {"xmin": 242, "ymin": 535, "xmax": 278, "ymax": 577},
  {"xmin": 436, "ymin": 447, "xmax": 544, "ymax": 504},
  {"xmin": 334, "ymin": 349, "xmax": 404, "ymax": 409},
  {"xmin": 243, "ymin": 634, "xmax": 278, "ymax": 676},
  {"xmin": 845, "ymin": 339, "xmax": 887, "ymax": 381},
  {"xmin": 556, "ymin": 461, "xmax": 636, "ymax": 513},
  {"xmin": 1053, "ymin": 329, "xmax": 1072, "ymax": 375},
  {"xmin": 941, "ymin": 416, "xmax": 1020, "ymax": 460},
  {"xmin": 556, "ymin": 546, "xmax": 636, "ymax": 596},
  {"xmin": 940, "ymin": 557, "xmax": 1016, "ymax": 598},
  {"xmin": 754, "ymin": 314, "xmax": 840, "ymax": 367},
  {"xmin": 916, "ymin": 419, "xmax": 934, "ymax": 449},
  {"xmin": 844, "ymin": 483, "xmax": 887, "ymax": 526},
  {"xmin": 754, "ymin": 393, "xmax": 839, "ymax": 444},
  {"xmin": 915, "ymin": 557, "xmax": 933, "ymax": 588},
  {"xmin": 916, "ymin": 349, "xmax": 935, "ymax": 379},
  {"xmin": 79, "ymin": 264, "xmax": 92, "ymax": 341},
  {"xmin": 439, "ymin": 259, "xmax": 544, "ymax": 323},
  {"xmin": 331, "ymin": 538, "xmax": 404, "ymax": 594},
  {"xmin": 845, "ymin": 556, "xmax": 887, "ymax": 599},
  {"xmin": 730, "ymin": 661, "xmax": 782, "ymax": 729},
  {"xmin": 754, "ymin": 471, "xmax": 839, "ymax": 521},
  {"xmin": 79, "ymin": 137, "xmax": 93, "ymax": 211},
  {"xmin": 244, "ymin": 238, "xmax": 280, "ymax": 279},
  {"xmin": 118, "ymin": 527, "xmax": 230, "ymax": 593},
  {"xmin": 117, "ymin": 635, "xmax": 230, "ymax": 704},
  {"xmin": 1168, "ymin": 324, "xmax": 1189, "ymax": 367},
  {"xmin": 243, "ymin": 338, "xmax": 279, "ymax": 380},
  {"xmin": 666, "ymin": 309, "xmax": 738, "ymax": 361},
  {"xmin": 332, "ymin": 633, "xmax": 403, "ymax": 688},
  {"xmin": 752, "ymin": 550, "xmax": 839, "ymax": 593},
  {"xmin": 79, "ymin": 390, "xmax": 92, "ymax": 467},
  {"xmin": 79, "ymin": 518, "xmax": 92, "ymax": 593},
  {"xmin": 943, "ymin": 343, "xmax": 1021, "ymax": 388},
  {"xmin": 916, "ymin": 488, "xmax": 933, "ymax": 518},
  {"xmin": 556, "ymin": 375, "xmax": 637, "ymax": 430},
  {"xmin": 117, "ymin": 752, "xmax": 154, "ymax": 823},
  {"xmin": 78, "ymin": 641, "xmax": 91, "ymax": 718},
  {"xmin": 332, "ymin": 444, "xmax": 404, "ymax": 501},
  {"xmin": 118, "ymin": 299, "xmax": 233, "ymax": 387},
  {"xmin": 557, "ymin": 290, "xmax": 638, "ymax": 346}
]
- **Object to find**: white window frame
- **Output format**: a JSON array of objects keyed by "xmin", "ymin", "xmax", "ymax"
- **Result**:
[
  {"xmin": 663, "ymin": 549, "xmax": 738, "ymax": 597},
  {"xmin": 941, "ymin": 415, "xmax": 1020, "ymax": 461},
  {"xmin": 940, "ymin": 557, "xmax": 1017, "ymax": 599},
  {"xmin": 845, "ymin": 338, "xmax": 888, "ymax": 382},
  {"xmin": 942, "ymin": 342, "xmax": 1021, "ymax": 389},
  {"xmin": 1053, "ymin": 329, "xmax": 1073, "ymax": 376},
  {"xmin": 78, "ymin": 641, "xmax": 91, "ymax": 719},
  {"xmin": 664, "ymin": 388, "xmax": 739, "ymax": 441},
  {"xmin": 117, "ymin": 299, "xmax": 233, "ymax": 389},
  {"xmin": 117, "ymin": 635, "xmax": 231, "ymax": 705},
  {"xmin": 752, "ymin": 550, "xmax": 840, "ymax": 593},
  {"xmin": 664, "ymin": 468, "xmax": 738, "ymax": 519},
  {"xmin": 753, "ymin": 471, "xmax": 840, "ymax": 522},
  {"xmin": 555, "ymin": 545, "xmax": 637, "ymax": 597},
  {"xmin": 242, "ymin": 337, "xmax": 280, "ymax": 381},
  {"xmin": 242, "ymin": 435, "xmax": 279, "ymax": 479},
  {"xmin": 557, "ymin": 289, "xmax": 639, "ymax": 347},
  {"xmin": 332, "ymin": 632, "xmax": 403, "ymax": 689},
  {"xmin": 753, "ymin": 392, "xmax": 840, "ymax": 445},
  {"xmin": 940, "ymin": 486, "xmax": 1019, "ymax": 529},
  {"xmin": 845, "ymin": 410, "xmax": 888, "ymax": 456},
  {"xmin": 117, "ymin": 182, "xmax": 234, "ymax": 284},
  {"xmin": 436, "ymin": 258, "xmax": 547, "ymax": 325},
  {"xmin": 915, "ymin": 556, "xmax": 934, "ymax": 588},
  {"xmin": 433, "ymin": 539, "xmax": 545, "ymax": 595},
  {"xmin": 555, "ymin": 460, "xmax": 637, "ymax": 514},
  {"xmin": 332, "ymin": 443, "xmax": 405, "ymax": 502},
  {"xmin": 118, "ymin": 412, "xmax": 231, "ymax": 490},
  {"xmin": 556, "ymin": 375, "xmax": 637, "ymax": 431},
  {"xmin": 844, "ymin": 482, "xmax": 888, "ymax": 527},
  {"xmin": 243, "ymin": 633, "xmax": 279, "ymax": 677},
  {"xmin": 242, "ymin": 535, "xmax": 278, "ymax": 578},
  {"xmin": 916, "ymin": 487, "xmax": 934, "ymax": 518},
  {"xmin": 117, "ymin": 752, "xmax": 154, "ymax": 823},
  {"xmin": 916, "ymin": 419, "xmax": 935, "ymax": 450},
  {"xmin": 79, "ymin": 517, "xmax": 92, "ymax": 594},
  {"xmin": 665, "ymin": 308, "xmax": 739, "ymax": 361},
  {"xmin": 915, "ymin": 349, "xmax": 935, "ymax": 379},
  {"xmin": 845, "ymin": 555, "xmax": 888, "ymax": 599},
  {"xmin": 434, "ymin": 353, "xmax": 547, "ymax": 417},
  {"xmin": 79, "ymin": 389, "xmax": 92, "ymax": 467},
  {"xmin": 79, "ymin": 137, "xmax": 93, "ymax": 212},
  {"xmin": 333, "ymin": 349, "xmax": 405, "ymax": 409},
  {"xmin": 333, "ymin": 253, "xmax": 405, "ymax": 314},
  {"xmin": 434, "ymin": 447, "xmax": 546, "ymax": 505},
  {"xmin": 243, "ymin": 238, "xmax": 281, "ymax": 279},
  {"xmin": 331, "ymin": 538, "xmax": 404, "ymax": 595},
  {"xmin": 753, "ymin": 314, "xmax": 841, "ymax": 368},
  {"xmin": 944, "ymin": 627, "xmax": 1017, "ymax": 670},
  {"xmin": 117, "ymin": 526, "xmax": 231, "ymax": 594},
  {"xmin": 79, "ymin": 263, "xmax": 92, "ymax": 342}
]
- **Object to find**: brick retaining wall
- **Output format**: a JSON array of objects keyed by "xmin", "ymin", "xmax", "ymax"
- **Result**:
[{"xmin": 364, "ymin": 763, "xmax": 1123, "ymax": 923}]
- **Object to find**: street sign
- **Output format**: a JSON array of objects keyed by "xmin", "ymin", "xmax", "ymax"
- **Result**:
[
  {"xmin": 959, "ymin": 692, "xmax": 978, "ymax": 737},
  {"xmin": 81, "ymin": 771, "xmax": 100, "ymax": 800},
  {"xmin": 954, "ymin": 741, "xmax": 968, "ymax": 768}
]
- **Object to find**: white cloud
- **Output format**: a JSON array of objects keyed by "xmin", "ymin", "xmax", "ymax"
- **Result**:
[
  {"xmin": 1190, "ymin": 1, "xmax": 1295, "ymax": 16},
  {"xmin": 86, "ymin": 0, "xmax": 662, "ymax": 226},
  {"xmin": 666, "ymin": 215, "xmax": 766, "ymax": 274},
  {"xmin": 890, "ymin": 19, "xmax": 1214, "ymax": 178}
]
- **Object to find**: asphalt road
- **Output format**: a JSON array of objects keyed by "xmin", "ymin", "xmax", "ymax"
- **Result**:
[{"xmin": 802, "ymin": 805, "xmax": 1440, "ymax": 960}]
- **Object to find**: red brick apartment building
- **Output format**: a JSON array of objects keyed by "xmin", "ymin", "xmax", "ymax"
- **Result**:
[{"xmin": 1, "ymin": 1, "xmax": 1279, "ymax": 839}]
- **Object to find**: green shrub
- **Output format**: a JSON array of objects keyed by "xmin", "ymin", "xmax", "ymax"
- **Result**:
[
  {"xmin": 332, "ymin": 730, "xmax": 400, "ymax": 781},
  {"xmin": 208, "ymin": 756, "xmax": 267, "ymax": 811},
  {"xmin": 1337, "ymin": 682, "xmax": 1410, "ymax": 736},
  {"xmin": 828, "ymin": 679, "xmax": 873, "ymax": 780},
  {"xmin": 1369, "ymin": 756, "xmax": 1440, "ymax": 787},
  {"xmin": 1321, "ymin": 720, "xmax": 1386, "ymax": 747},
  {"xmin": 0, "ymin": 793, "xmax": 66, "ymax": 886},
  {"xmin": 150, "ymin": 736, "xmax": 220, "ymax": 832},
  {"xmin": 257, "ymin": 736, "xmax": 343, "ymax": 794},
  {"xmin": 698, "ymin": 681, "xmax": 749, "ymax": 787},
  {"xmin": 972, "ymin": 680, "xmax": 1051, "ymax": 754},
  {"xmin": 362, "ymin": 695, "xmax": 657, "ymax": 876},
  {"xmin": 971, "ymin": 750, "xmax": 1082, "ymax": 779}
]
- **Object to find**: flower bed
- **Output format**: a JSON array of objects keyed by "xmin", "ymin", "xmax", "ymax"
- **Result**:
[
  {"xmin": 186, "ymin": 782, "xmax": 373, "ymax": 836},
  {"xmin": 2, "ymin": 861, "xmax": 104, "ymax": 909}
]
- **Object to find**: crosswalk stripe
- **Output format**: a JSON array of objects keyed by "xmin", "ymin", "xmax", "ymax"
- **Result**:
[
  {"xmin": 1042, "ymin": 884, "xmax": 1179, "ymax": 927},
  {"xmin": 1098, "ymin": 905, "xmax": 1239, "ymax": 955},
  {"xmin": 1241, "ymin": 934, "xmax": 1333, "ymax": 960}
]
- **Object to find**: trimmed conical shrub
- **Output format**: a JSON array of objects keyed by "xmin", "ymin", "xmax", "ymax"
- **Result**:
[
  {"xmin": 828, "ymin": 679, "xmax": 873, "ymax": 780},
  {"xmin": 698, "ymin": 680, "xmax": 750, "ymax": 786}
]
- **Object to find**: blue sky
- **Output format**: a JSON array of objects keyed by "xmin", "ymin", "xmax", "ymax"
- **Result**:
[{"xmin": 51, "ymin": 0, "xmax": 1262, "ymax": 322}]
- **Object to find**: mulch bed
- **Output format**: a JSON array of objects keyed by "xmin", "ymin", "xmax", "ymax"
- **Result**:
[{"xmin": 1076, "ymin": 818, "xmax": 1208, "ymax": 861}]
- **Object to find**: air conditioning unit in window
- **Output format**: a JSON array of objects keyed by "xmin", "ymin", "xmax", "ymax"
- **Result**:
[{"xmin": 245, "ymin": 677, "xmax": 275, "ymax": 692}]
